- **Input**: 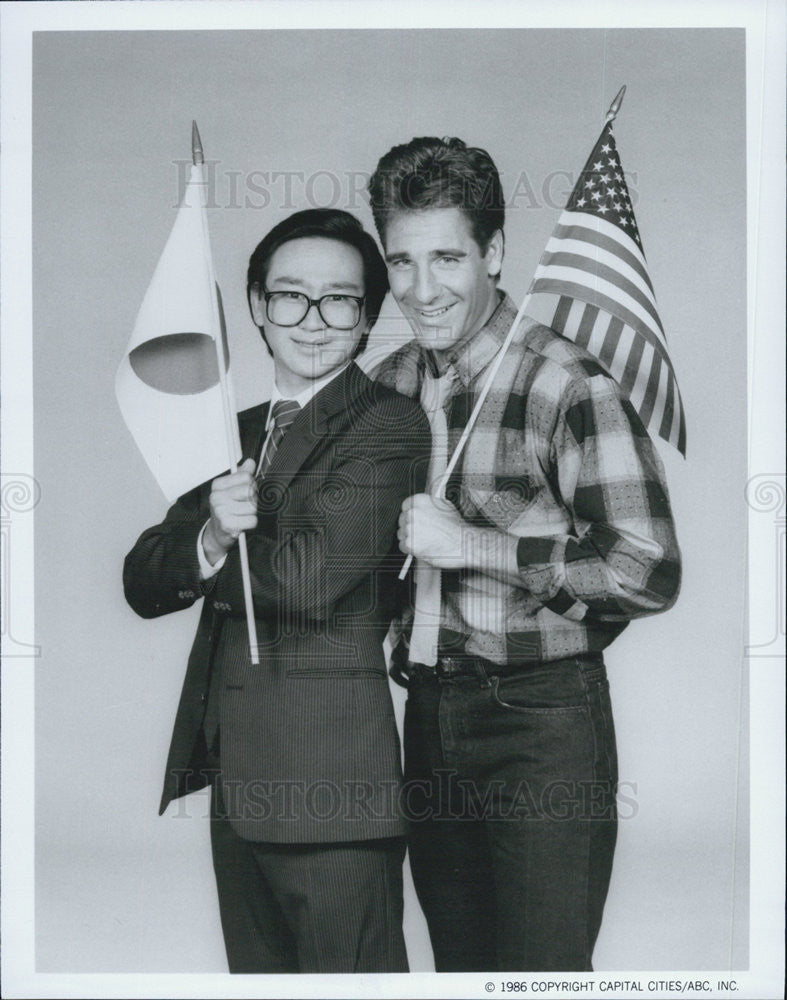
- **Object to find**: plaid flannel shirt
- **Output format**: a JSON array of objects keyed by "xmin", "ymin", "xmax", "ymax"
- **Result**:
[{"xmin": 374, "ymin": 292, "xmax": 681, "ymax": 668}]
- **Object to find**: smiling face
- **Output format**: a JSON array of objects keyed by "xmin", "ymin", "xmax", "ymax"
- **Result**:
[
  {"xmin": 249, "ymin": 237, "xmax": 367, "ymax": 396},
  {"xmin": 383, "ymin": 207, "xmax": 503, "ymax": 355}
]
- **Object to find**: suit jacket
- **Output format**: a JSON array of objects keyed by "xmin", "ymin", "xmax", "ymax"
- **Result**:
[{"xmin": 123, "ymin": 363, "xmax": 430, "ymax": 842}]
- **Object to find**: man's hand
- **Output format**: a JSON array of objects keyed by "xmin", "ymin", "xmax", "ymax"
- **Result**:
[
  {"xmin": 398, "ymin": 493, "xmax": 473, "ymax": 569},
  {"xmin": 202, "ymin": 459, "xmax": 258, "ymax": 565},
  {"xmin": 398, "ymin": 492, "xmax": 522, "ymax": 582}
]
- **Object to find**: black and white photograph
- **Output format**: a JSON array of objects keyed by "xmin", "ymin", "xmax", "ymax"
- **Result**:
[{"xmin": 1, "ymin": 1, "xmax": 784, "ymax": 997}]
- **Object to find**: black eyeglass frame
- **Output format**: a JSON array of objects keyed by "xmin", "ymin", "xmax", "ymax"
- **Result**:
[{"xmin": 261, "ymin": 289, "xmax": 366, "ymax": 331}]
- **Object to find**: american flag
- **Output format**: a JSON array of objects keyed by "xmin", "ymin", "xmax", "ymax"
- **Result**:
[{"xmin": 527, "ymin": 120, "xmax": 686, "ymax": 456}]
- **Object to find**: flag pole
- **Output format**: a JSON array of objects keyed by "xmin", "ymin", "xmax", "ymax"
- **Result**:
[
  {"xmin": 193, "ymin": 122, "xmax": 260, "ymax": 665},
  {"xmin": 398, "ymin": 293, "xmax": 534, "ymax": 580},
  {"xmin": 399, "ymin": 87, "xmax": 628, "ymax": 581},
  {"xmin": 605, "ymin": 84, "xmax": 626, "ymax": 123}
]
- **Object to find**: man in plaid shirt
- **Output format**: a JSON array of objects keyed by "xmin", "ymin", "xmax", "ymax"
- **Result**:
[{"xmin": 368, "ymin": 137, "xmax": 681, "ymax": 972}]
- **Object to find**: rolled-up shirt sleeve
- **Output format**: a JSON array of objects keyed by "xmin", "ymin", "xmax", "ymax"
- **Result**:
[{"xmin": 515, "ymin": 372, "xmax": 681, "ymax": 623}]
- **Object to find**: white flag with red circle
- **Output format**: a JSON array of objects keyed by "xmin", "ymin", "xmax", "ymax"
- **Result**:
[{"xmin": 115, "ymin": 163, "xmax": 241, "ymax": 501}]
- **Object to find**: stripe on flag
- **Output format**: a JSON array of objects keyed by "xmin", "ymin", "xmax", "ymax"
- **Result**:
[{"xmin": 526, "ymin": 122, "xmax": 686, "ymax": 456}]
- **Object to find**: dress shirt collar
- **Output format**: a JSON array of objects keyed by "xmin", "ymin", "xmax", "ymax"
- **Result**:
[
  {"xmin": 266, "ymin": 361, "xmax": 351, "ymax": 429},
  {"xmin": 434, "ymin": 290, "xmax": 519, "ymax": 387}
]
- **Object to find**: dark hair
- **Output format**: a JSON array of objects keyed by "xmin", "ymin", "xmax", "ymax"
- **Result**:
[
  {"xmin": 246, "ymin": 208, "xmax": 388, "ymax": 357},
  {"xmin": 368, "ymin": 136, "xmax": 505, "ymax": 253}
]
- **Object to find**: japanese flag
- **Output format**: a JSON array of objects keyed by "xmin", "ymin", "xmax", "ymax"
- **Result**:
[{"xmin": 115, "ymin": 163, "xmax": 241, "ymax": 502}]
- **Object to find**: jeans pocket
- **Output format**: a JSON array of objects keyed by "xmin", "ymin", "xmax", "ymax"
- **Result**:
[{"xmin": 489, "ymin": 674, "xmax": 587, "ymax": 714}]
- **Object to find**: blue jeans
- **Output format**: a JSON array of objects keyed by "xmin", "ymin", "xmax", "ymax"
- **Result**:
[{"xmin": 403, "ymin": 654, "xmax": 618, "ymax": 972}]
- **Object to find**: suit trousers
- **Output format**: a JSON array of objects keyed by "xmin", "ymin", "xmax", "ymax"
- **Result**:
[
  {"xmin": 403, "ymin": 654, "xmax": 618, "ymax": 972},
  {"xmin": 209, "ymin": 776, "xmax": 409, "ymax": 973}
]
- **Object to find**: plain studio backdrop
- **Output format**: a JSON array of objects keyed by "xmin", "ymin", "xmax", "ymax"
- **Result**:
[{"xmin": 30, "ymin": 28, "xmax": 747, "ymax": 973}]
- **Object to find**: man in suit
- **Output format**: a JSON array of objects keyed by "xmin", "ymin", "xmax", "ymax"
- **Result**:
[
  {"xmin": 368, "ymin": 137, "xmax": 681, "ymax": 971},
  {"xmin": 123, "ymin": 208, "xmax": 429, "ymax": 973}
]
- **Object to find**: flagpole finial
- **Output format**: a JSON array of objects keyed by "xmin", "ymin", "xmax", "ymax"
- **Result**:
[
  {"xmin": 605, "ymin": 85, "xmax": 627, "ymax": 124},
  {"xmin": 191, "ymin": 120, "xmax": 204, "ymax": 165}
]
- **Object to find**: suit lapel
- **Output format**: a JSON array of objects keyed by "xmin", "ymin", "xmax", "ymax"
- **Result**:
[
  {"xmin": 237, "ymin": 401, "xmax": 271, "ymax": 464},
  {"xmin": 263, "ymin": 363, "xmax": 371, "ymax": 494}
]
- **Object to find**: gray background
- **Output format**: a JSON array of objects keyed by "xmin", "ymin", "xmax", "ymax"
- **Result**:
[{"xmin": 32, "ymin": 28, "xmax": 747, "ymax": 972}]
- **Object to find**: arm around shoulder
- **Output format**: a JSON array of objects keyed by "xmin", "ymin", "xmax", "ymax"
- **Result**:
[{"xmin": 211, "ymin": 391, "xmax": 431, "ymax": 621}]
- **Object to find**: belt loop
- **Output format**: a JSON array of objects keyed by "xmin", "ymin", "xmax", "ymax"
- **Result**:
[
  {"xmin": 576, "ymin": 652, "xmax": 605, "ymax": 683},
  {"xmin": 473, "ymin": 658, "xmax": 492, "ymax": 688}
]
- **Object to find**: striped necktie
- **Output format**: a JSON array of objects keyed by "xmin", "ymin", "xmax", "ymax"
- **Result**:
[
  {"xmin": 257, "ymin": 399, "xmax": 301, "ymax": 479},
  {"xmin": 408, "ymin": 367, "xmax": 456, "ymax": 667}
]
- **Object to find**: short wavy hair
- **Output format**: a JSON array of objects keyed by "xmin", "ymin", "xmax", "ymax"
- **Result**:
[
  {"xmin": 246, "ymin": 208, "xmax": 389, "ymax": 356},
  {"xmin": 368, "ymin": 136, "xmax": 505, "ymax": 253}
]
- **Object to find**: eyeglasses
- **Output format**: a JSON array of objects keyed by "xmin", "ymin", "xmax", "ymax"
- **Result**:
[{"xmin": 262, "ymin": 290, "xmax": 365, "ymax": 331}]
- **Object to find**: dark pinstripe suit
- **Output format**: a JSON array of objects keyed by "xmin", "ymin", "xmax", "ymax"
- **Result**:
[{"xmin": 124, "ymin": 362, "xmax": 430, "ymax": 970}]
